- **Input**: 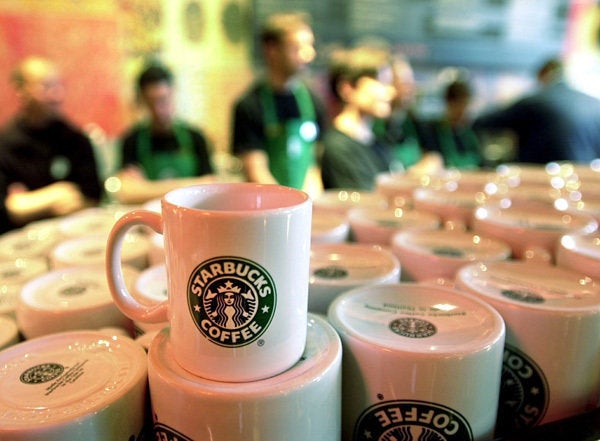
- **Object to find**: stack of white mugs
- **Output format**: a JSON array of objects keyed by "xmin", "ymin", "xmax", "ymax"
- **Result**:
[
  {"xmin": 1, "ymin": 176, "xmax": 599, "ymax": 441},
  {"xmin": 106, "ymin": 182, "xmax": 343, "ymax": 441}
]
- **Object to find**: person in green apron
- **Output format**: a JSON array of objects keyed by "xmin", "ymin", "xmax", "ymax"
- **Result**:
[
  {"xmin": 115, "ymin": 64, "xmax": 216, "ymax": 204},
  {"xmin": 424, "ymin": 79, "xmax": 483, "ymax": 170},
  {"xmin": 374, "ymin": 53, "xmax": 444, "ymax": 175},
  {"xmin": 231, "ymin": 12, "xmax": 326, "ymax": 197},
  {"xmin": 321, "ymin": 45, "xmax": 396, "ymax": 190}
]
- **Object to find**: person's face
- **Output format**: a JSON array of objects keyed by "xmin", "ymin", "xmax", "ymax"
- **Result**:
[
  {"xmin": 392, "ymin": 60, "xmax": 416, "ymax": 110},
  {"xmin": 347, "ymin": 66, "xmax": 396, "ymax": 119},
  {"xmin": 273, "ymin": 26, "xmax": 316, "ymax": 77},
  {"xmin": 447, "ymin": 96, "xmax": 470, "ymax": 125},
  {"xmin": 140, "ymin": 81, "xmax": 175, "ymax": 128},
  {"xmin": 224, "ymin": 292, "xmax": 235, "ymax": 306},
  {"xmin": 19, "ymin": 62, "xmax": 64, "ymax": 119}
]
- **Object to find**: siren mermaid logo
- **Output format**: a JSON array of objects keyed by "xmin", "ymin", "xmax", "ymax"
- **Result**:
[
  {"xmin": 188, "ymin": 256, "xmax": 276, "ymax": 347},
  {"xmin": 353, "ymin": 400, "xmax": 473, "ymax": 441},
  {"xmin": 495, "ymin": 344, "xmax": 548, "ymax": 435}
]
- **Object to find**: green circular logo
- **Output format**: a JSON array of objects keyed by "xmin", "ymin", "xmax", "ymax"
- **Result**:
[{"xmin": 188, "ymin": 256, "xmax": 276, "ymax": 348}]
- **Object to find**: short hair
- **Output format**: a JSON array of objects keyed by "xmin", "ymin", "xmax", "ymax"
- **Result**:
[
  {"xmin": 136, "ymin": 64, "xmax": 173, "ymax": 93},
  {"xmin": 328, "ymin": 45, "xmax": 391, "ymax": 101},
  {"xmin": 444, "ymin": 79, "xmax": 472, "ymax": 103},
  {"xmin": 260, "ymin": 12, "xmax": 311, "ymax": 46}
]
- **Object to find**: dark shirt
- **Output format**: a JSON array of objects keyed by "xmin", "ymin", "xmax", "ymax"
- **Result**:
[
  {"xmin": 321, "ymin": 128, "xmax": 391, "ymax": 191},
  {"xmin": 421, "ymin": 119, "xmax": 483, "ymax": 169},
  {"xmin": 474, "ymin": 81, "xmax": 600, "ymax": 164},
  {"xmin": 120, "ymin": 123, "xmax": 214, "ymax": 176},
  {"xmin": 0, "ymin": 117, "xmax": 103, "ymax": 233},
  {"xmin": 231, "ymin": 80, "xmax": 327, "ymax": 155}
]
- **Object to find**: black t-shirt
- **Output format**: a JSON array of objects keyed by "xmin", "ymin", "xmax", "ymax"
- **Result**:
[
  {"xmin": 231, "ymin": 80, "xmax": 328, "ymax": 156},
  {"xmin": 119, "ymin": 123, "xmax": 214, "ymax": 176},
  {"xmin": 0, "ymin": 117, "xmax": 103, "ymax": 233}
]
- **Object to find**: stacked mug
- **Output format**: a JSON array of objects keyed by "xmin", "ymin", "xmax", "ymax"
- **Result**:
[{"xmin": 105, "ymin": 183, "xmax": 342, "ymax": 441}]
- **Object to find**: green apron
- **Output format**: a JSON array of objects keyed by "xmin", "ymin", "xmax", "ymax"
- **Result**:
[
  {"xmin": 135, "ymin": 120, "xmax": 197, "ymax": 180},
  {"xmin": 374, "ymin": 116, "xmax": 422, "ymax": 172},
  {"xmin": 260, "ymin": 82, "xmax": 318, "ymax": 189},
  {"xmin": 436, "ymin": 121, "xmax": 481, "ymax": 169}
]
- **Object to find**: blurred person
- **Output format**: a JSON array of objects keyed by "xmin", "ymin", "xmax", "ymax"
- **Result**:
[
  {"xmin": 422, "ymin": 78, "xmax": 483, "ymax": 169},
  {"xmin": 115, "ymin": 63, "xmax": 216, "ymax": 205},
  {"xmin": 230, "ymin": 12, "xmax": 327, "ymax": 196},
  {"xmin": 473, "ymin": 57, "xmax": 600, "ymax": 164},
  {"xmin": 0, "ymin": 56, "xmax": 102, "ymax": 233},
  {"xmin": 320, "ymin": 45, "xmax": 396, "ymax": 190},
  {"xmin": 374, "ymin": 53, "xmax": 442, "ymax": 174}
]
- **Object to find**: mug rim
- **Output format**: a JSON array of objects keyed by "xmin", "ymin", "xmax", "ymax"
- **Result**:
[{"xmin": 162, "ymin": 183, "xmax": 310, "ymax": 214}]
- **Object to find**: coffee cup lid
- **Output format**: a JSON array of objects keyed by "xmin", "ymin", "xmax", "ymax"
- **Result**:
[
  {"xmin": 310, "ymin": 243, "xmax": 400, "ymax": 287},
  {"xmin": 0, "ymin": 227, "xmax": 58, "ymax": 260},
  {"xmin": 328, "ymin": 283, "xmax": 505, "ymax": 356},
  {"xmin": 0, "ymin": 315, "xmax": 19, "ymax": 350},
  {"xmin": 392, "ymin": 229, "xmax": 511, "ymax": 260},
  {"xmin": 19, "ymin": 265, "xmax": 138, "ymax": 311},
  {"xmin": 57, "ymin": 206, "xmax": 129, "ymax": 238},
  {"xmin": 560, "ymin": 233, "xmax": 600, "ymax": 259},
  {"xmin": 311, "ymin": 210, "xmax": 349, "ymax": 243},
  {"xmin": 149, "ymin": 313, "xmax": 341, "ymax": 392},
  {"xmin": 134, "ymin": 264, "xmax": 168, "ymax": 303},
  {"xmin": 475, "ymin": 202, "xmax": 597, "ymax": 233},
  {"xmin": 0, "ymin": 257, "xmax": 48, "ymax": 286},
  {"xmin": 456, "ymin": 260, "xmax": 600, "ymax": 311},
  {"xmin": 50, "ymin": 233, "xmax": 149, "ymax": 267},
  {"xmin": 0, "ymin": 284, "xmax": 20, "ymax": 317},
  {"xmin": 0, "ymin": 330, "xmax": 147, "ymax": 430}
]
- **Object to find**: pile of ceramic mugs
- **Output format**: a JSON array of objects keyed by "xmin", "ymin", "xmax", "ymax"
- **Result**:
[{"xmin": 0, "ymin": 161, "xmax": 598, "ymax": 441}]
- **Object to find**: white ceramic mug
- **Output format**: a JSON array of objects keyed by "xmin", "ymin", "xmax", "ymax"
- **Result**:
[
  {"xmin": 148, "ymin": 313, "xmax": 342, "ymax": 441},
  {"xmin": 106, "ymin": 183, "xmax": 312, "ymax": 382},
  {"xmin": 455, "ymin": 260, "xmax": 600, "ymax": 436},
  {"xmin": 17, "ymin": 265, "xmax": 137, "ymax": 339},
  {"xmin": 309, "ymin": 243, "xmax": 400, "ymax": 315},
  {"xmin": 328, "ymin": 283, "xmax": 505, "ymax": 441},
  {"xmin": 0, "ymin": 330, "xmax": 148, "ymax": 441},
  {"xmin": 556, "ymin": 232, "xmax": 600, "ymax": 279}
]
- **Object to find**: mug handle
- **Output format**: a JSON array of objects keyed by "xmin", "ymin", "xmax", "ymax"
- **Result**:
[{"xmin": 106, "ymin": 209, "xmax": 169, "ymax": 323}]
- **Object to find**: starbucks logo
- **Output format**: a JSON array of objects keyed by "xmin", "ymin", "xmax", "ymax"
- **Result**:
[
  {"xmin": 431, "ymin": 246, "xmax": 464, "ymax": 258},
  {"xmin": 390, "ymin": 318, "xmax": 437, "ymax": 338},
  {"xmin": 501, "ymin": 289, "xmax": 545, "ymax": 304},
  {"xmin": 354, "ymin": 400, "xmax": 473, "ymax": 441},
  {"xmin": 313, "ymin": 265, "xmax": 348, "ymax": 280},
  {"xmin": 153, "ymin": 423, "xmax": 193, "ymax": 441},
  {"xmin": 188, "ymin": 256, "xmax": 276, "ymax": 348},
  {"xmin": 495, "ymin": 344, "xmax": 548, "ymax": 436},
  {"xmin": 20, "ymin": 363, "xmax": 64, "ymax": 384}
]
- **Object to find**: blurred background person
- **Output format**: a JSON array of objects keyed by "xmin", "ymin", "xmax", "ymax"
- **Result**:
[
  {"xmin": 114, "ymin": 63, "xmax": 216, "ymax": 205},
  {"xmin": 320, "ymin": 45, "xmax": 396, "ymax": 190},
  {"xmin": 374, "ymin": 53, "xmax": 442, "ymax": 174},
  {"xmin": 473, "ymin": 57, "xmax": 600, "ymax": 164},
  {"xmin": 230, "ymin": 12, "xmax": 327, "ymax": 196},
  {"xmin": 422, "ymin": 77, "xmax": 483, "ymax": 169},
  {"xmin": 0, "ymin": 56, "xmax": 102, "ymax": 233}
]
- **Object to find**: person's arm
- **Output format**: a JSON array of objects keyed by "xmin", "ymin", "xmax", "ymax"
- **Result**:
[
  {"xmin": 238, "ymin": 150, "xmax": 278, "ymax": 185},
  {"xmin": 113, "ymin": 165, "xmax": 218, "ymax": 205},
  {"xmin": 5, "ymin": 181, "xmax": 93, "ymax": 226},
  {"xmin": 231, "ymin": 90, "xmax": 281, "ymax": 184}
]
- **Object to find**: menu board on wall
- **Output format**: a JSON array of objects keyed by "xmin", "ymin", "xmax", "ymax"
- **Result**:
[{"xmin": 252, "ymin": 0, "xmax": 569, "ymax": 70}]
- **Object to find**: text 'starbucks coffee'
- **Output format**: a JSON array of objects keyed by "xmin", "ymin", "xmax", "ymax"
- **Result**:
[
  {"xmin": 456, "ymin": 260, "xmax": 600, "ymax": 436},
  {"xmin": 328, "ymin": 283, "xmax": 505, "ymax": 441},
  {"xmin": 106, "ymin": 183, "xmax": 312, "ymax": 382}
]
